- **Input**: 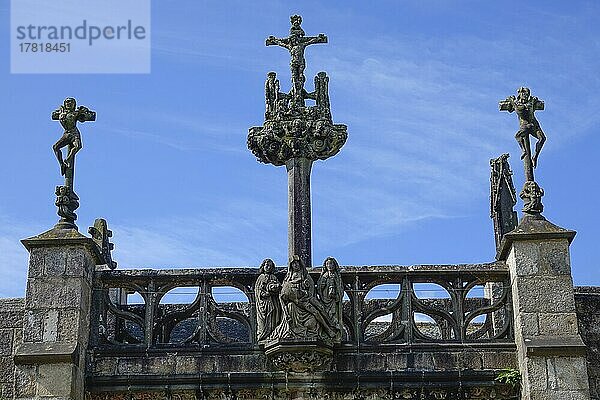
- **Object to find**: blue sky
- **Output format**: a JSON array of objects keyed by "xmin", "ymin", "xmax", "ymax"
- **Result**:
[{"xmin": 0, "ymin": 1, "xmax": 599, "ymax": 298}]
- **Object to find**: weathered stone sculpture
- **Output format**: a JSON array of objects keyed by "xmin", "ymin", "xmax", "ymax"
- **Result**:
[
  {"xmin": 490, "ymin": 154, "xmax": 518, "ymax": 250},
  {"xmin": 499, "ymin": 87, "xmax": 545, "ymax": 215},
  {"xmin": 51, "ymin": 97, "xmax": 96, "ymax": 229},
  {"xmin": 88, "ymin": 218, "xmax": 117, "ymax": 269},
  {"xmin": 248, "ymin": 16, "xmax": 348, "ymax": 268},
  {"xmin": 271, "ymin": 256, "xmax": 338, "ymax": 342},
  {"xmin": 263, "ymin": 255, "xmax": 341, "ymax": 372},
  {"xmin": 266, "ymin": 14, "xmax": 327, "ymax": 110},
  {"xmin": 255, "ymin": 258, "xmax": 281, "ymax": 342},
  {"xmin": 317, "ymin": 257, "xmax": 343, "ymax": 341}
]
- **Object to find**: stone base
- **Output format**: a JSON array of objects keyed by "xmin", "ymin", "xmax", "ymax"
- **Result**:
[{"xmin": 264, "ymin": 340, "xmax": 333, "ymax": 372}]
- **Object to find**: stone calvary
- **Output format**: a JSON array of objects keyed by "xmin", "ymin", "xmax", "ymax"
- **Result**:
[
  {"xmin": 247, "ymin": 15, "xmax": 347, "ymax": 270},
  {"xmin": 0, "ymin": 15, "xmax": 597, "ymax": 400}
]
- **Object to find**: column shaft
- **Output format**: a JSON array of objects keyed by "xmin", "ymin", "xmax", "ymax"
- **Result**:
[{"xmin": 286, "ymin": 157, "xmax": 313, "ymax": 268}]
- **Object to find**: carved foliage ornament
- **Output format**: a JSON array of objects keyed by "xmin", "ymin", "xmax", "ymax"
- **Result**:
[
  {"xmin": 248, "ymin": 119, "xmax": 347, "ymax": 165},
  {"xmin": 87, "ymin": 386, "xmax": 518, "ymax": 400}
]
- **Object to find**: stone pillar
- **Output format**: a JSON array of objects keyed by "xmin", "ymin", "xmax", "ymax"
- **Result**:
[
  {"xmin": 14, "ymin": 228, "xmax": 101, "ymax": 399},
  {"xmin": 286, "ymin": 157, "xmax": 313, "ymax": 268},
  {"xmin": 499, "ymin": 215, "xmax": 591, "ymax": 400}
]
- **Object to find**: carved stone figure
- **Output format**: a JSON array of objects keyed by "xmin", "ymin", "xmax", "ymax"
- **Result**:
[
  {"xmin": 266, "ymin": 15, "xmax": 327, "ymax": 109},
  {"xmin": 520, "ymin": 180, "xmax": 544, "ymax": 214},
  {"xmin": 52, "ymin": 97, "xmax": 96, "ymax": 185},
  {"xmin": 255, "ymin": 258, "xmax": 281, "ymax": 342},
  {"xmin": 499, "ymin": 87, "xmax": 546, "ymax": 216},
  {"xmin": 265, "ymin": 72, "xmax": 280, "ymax": 120},
  {"xmin": 317, "ymin": 257, "xmax": 344, "ymax": 341},
  {"xmin": 51, "ymin": 97, "xmax": 95, "ymax": 228},
  {"xmin": 313, "ymin": 72, "xmax": 331, "ymax": 119},
  {"xmin": 499, "ymin": 87, "xmax": 545, "ymax": 178},
  {"xmin": 89, "ymin": 218, "xmax": 117, "ymax": 269},
  {"xmin": 248, "ymin": 119, "xmax": 347, "ymax": 166},
  {"xmin": 270, "ymin": 255, "xmax": 337, "ymax": 342},
  {"xmin": 55, "ymin": 185, "xmax": 79, "ymax": 223}
]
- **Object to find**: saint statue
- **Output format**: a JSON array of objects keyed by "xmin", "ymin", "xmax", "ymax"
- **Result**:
[
  {"xmin": 317, "ymin": 257, "xmax": 344, "ymax": 341},
  {"xmin": 255, "ymin": 258, "xmax": 281, "ymax": 342},
  {"xmin": 265, "ymin": 72, "xmax": 280, "ymax": 120}
]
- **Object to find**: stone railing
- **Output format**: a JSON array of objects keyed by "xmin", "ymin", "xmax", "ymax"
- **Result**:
[{"xmin": 90, "ymin": 262, "xmax": 513, "ymax": 351}]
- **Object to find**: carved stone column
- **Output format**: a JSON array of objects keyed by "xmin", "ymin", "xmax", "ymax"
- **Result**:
[
  {"xmin": 286, "ymin": 157, "xmax": 313, "ymax": 267},
  {"xmin": 14, "ymin": 227, "xmax": 103, "ymax": 399},
  {"xmin": 499, "ymin": 215, "xmax": 591, "ymax": 399}
]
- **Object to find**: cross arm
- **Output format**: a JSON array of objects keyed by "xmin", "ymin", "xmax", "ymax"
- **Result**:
[
  {"xmin": 51, "ymin": 107, "xmax": 62, "ymax": 120},
  {"xmin": 499, "ymin": 96, "xmax": 515, "ymax": 113},
  {"xmin": 303, "ymin": 34, "xmax": 328, "ymax": 45},
  {"xmin": 76, "ymin": 106, "xmax": 96, "ymax": 122},
  {"xmin": 266, "ymin": 36, "xmax": 289, "ymax": 48}
]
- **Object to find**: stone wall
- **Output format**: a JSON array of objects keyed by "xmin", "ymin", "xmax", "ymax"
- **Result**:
[
  {"xmin": 1, "ymin": 275, "xmax": 599, "ymax": 399},
  {"xmin": 576, "ymin": 286, "xmax": 600, "ymax": 400},
  {"xmin": 0, "ymin": 298, "xmax": 24, "ymax": 399}
]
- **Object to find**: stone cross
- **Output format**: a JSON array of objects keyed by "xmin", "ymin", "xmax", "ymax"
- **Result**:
[
  {"xmin": 499, "ymin": 87, "xmax": 546, "ymax": 182},
  {"xmin": 51, "ymin": 97, "xmax": 96, "ymax": 229},
  {"xmin": 499, "ymin": 87, "xmax": 546, "ymax": 215},
  {"xmin": 266, "ymin": 15, "xmax": 327, "ymax": 110},
  {"xmin": 249, "ymin": 16, "xmax": 347, "ymax": 267}
]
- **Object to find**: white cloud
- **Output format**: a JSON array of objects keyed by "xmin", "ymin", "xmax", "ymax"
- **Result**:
[
  {"xmin": 0, "ymin": 215, "xmax": 44, "ymax": 298},
  {"xmin": 112, "ymin": 199, "xmax": 288, "ymax": 269}
]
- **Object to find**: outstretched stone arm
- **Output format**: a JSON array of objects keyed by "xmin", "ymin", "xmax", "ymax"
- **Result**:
[
  {"xmin": 76, "ymin": 106, "xmax": 96, "ymax": 122},
  {"xmin": 51, "ymin": 108, "xmax": 61, "ymax": 120},
  {"xmin": 499, "ymin": 96, "xmax": 516, "ymax": 112},
  {"xmin": 304, "ymin": 34, "xmax": 328, "ymax": 45},
  {"xmin": 266, "ymin": 36, "xmax": 290, "ymax": 49}
]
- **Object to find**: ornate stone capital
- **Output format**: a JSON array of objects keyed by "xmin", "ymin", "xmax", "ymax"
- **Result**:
[
  {"xmin": 249, "ymin": 17, "xmax": 347, "ymax": 167},
  {"xmin": 248, "ymin": 118, "xmax": 347, "ymax": 166}
]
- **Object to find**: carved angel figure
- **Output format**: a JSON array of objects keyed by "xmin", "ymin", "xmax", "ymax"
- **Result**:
[{"xmin": 255, "ymin": 258, "xmax": 281, "ymax": 342}]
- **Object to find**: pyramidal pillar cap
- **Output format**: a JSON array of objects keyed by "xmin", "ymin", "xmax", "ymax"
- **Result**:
[
  {"xmin": 497, "ymin": 214, "xmax": 576, "ymax": 260},
  {"xmin": 21, "ymin": 226, "xmax": 105, "ymax": 265}
]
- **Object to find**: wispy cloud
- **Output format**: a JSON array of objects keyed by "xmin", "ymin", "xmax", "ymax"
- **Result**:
[
  {"xmin": 0, "ymin": 214, "xmax": 45, "ymax": 298},
  {"xmin": 112, "ymin": 198, "xmax": 287, "ymax": 269},
  {"xmin": 98, "ymin": 111, "xmax": 248, "ymax": 154}
]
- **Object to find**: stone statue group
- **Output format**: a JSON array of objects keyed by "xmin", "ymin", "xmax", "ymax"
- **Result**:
[{"xmin": 255, "ymin": 256, "xmax": 344, "ymax": 345}]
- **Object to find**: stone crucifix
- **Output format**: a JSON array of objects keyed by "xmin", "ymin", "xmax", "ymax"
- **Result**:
[
  {"xmin": 248, "ymin": 16, "xmax": 347, "ymax": 268},
  {"xmin": 51, "ymin": 97, "xmax": 96, "ymax": 229},
  {"xmin": 499, "ymin": 87, "xmax": 546, "ymax": 215},
  {"xmin": 266, "ymin": 15, "xmax": 327, "ymax": 110}
]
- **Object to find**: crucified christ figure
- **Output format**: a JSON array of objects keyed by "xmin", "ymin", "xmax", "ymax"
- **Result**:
[
  {"xmin": 500, "ymin": 87, "xmax": 546, "ymax": 170},
  {"xmin": 51, "ymin": 97, "xmax": 96, "ymax": 183},
  {"xmin": 266, "ymin": 15, "xmax": 327, "ymax": 108}
]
